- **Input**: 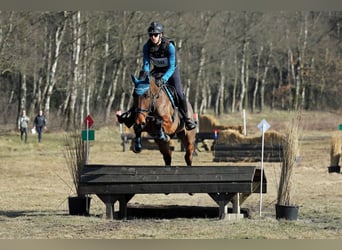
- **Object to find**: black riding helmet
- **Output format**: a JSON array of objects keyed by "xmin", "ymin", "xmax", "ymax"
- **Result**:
[{"xmin": 148, "ymin": 22, "xmax": 164, "ymax": 34}]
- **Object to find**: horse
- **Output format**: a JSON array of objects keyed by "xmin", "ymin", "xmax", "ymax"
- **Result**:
[{"xmin": 130, "ymin": 74, "xmax": 196, "ymax": 166}]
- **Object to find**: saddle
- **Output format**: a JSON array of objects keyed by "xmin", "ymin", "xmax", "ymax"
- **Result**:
[{"xmin": 151, "ymin": 71, "xmax": 179, "ymax": 108}]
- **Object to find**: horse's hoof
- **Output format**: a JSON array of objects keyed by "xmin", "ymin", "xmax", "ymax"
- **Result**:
[
  {"xmin": 185, "ymin": 121, "xmax": 196, "ymax": 130},
  {"xmin": 133, "ymin": 145, "xmax": 142, "ymax": 153},
  {"xmin": 133, "ymin": 149, "xmax": 141, "ymax": 153},
  {"xmin": 157, "ymin": 134, "xmax": 170, "ymax": 142}
]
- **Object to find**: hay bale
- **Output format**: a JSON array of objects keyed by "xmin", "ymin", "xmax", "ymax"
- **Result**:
[
  {"xmin": 217, "ymin": 129, "xmax": 284, "ymax": 145},
  {"xmin": 217, "ymin": 129, "xmax": 250, "ymax": 144},
  {"xmin": 198, "ymin": 114, "xmax": 243, "ymax": 134},
  {"xmin": 264, "ymin": 130, "xmax": 285, "ymax": 145},
  {"xmin": 214, "ymin": 124, "xmax": 243, "ymax": 134},
  {"xmin": 198, "ymin": 114, "xmax": 218, "ymax": 132}
]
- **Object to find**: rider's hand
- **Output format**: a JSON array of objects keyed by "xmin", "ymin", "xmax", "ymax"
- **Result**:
[
  {"xmin": 138, "ymin": 70, "xmax": 148, "ymax": 80},
  {"xmin": 156, "ymin": 78, "xmax": 165, "ymax": 86}
]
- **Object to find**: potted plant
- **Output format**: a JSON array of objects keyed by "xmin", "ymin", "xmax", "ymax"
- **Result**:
[
  {"xmin": 275, "ymin": 111, "xmax": 301, "ymax": 221},
  {"xmin": 63, "ymin": 130, "xmax": 91, "ymax": 216},
  {"xmin": 328, "ymin": 133, "xmax": 341, "ymax": 173}
]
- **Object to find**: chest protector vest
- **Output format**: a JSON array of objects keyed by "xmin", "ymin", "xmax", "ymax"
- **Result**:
[{"xmin": 147, "ymin": 37, "xmax": 176, "ymax": 72}]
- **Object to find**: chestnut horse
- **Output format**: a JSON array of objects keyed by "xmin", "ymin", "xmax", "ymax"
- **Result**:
[{"xmin": 131, "ymin": 74, "xmax": 196, "ymax": 166}]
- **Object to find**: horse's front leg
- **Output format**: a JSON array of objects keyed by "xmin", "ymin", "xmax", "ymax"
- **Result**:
[
  {"xmin": 178, "ymin": 131, "xmax": 195, "ymax": 166},
  {"xmin": 133, "ymin": 124, "xmax": 143, "ymax": 153},
  {"xmin": 184, "ymin": 145, "xmax": 194, "ymax": 166},
  {"xmin": 155, "ymin": 140, "xmax": 172, "ymax": 166},
  {"xmin": 155, "ymin": 117, "xmax": 169, "ymax": 142}
]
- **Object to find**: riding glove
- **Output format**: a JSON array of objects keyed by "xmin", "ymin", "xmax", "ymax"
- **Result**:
[{"xmin": 156, "ymin": 78, "xmax": 165, "ymax": 86}]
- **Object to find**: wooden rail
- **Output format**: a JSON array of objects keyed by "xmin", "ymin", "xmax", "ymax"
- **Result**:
[
  {"xmin": 194, "ymin": 132, "xmax": 217, "ymax": 152},
  {"xmin": 78, "ymin": 164, "xmax": 267, "ymax": 220}
]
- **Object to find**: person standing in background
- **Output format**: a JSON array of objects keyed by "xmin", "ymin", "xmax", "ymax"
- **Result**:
[
  {"xmin": 33, "ymin": 110, "xmax": 47, "ymax": 143},
  {"xmin": 18, "ymin": 110, "xmax": 30, "ymax": 143}
]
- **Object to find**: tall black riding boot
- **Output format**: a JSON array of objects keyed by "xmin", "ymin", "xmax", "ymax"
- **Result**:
[
  {"xmin": 116, "ymin": 108, "xmax": 135, "ymax": 128},
  {"xmin": 179, "ymin": 97, "xmax": 196, "ymax": 131}
]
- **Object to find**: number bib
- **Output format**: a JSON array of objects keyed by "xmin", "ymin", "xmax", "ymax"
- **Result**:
[{"xmin": 150, "ymin": 56, "xmax": 169, "ymax": 67}]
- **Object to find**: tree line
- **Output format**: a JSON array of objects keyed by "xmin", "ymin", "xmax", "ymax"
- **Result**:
[{"xmin": 0, "ymin": 11, "xmax": 341, "ymax": 130}]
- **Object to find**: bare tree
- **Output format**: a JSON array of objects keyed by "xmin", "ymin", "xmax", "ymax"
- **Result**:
[
  {"xmin": 43, "ymin": 12, "xmax": 68, "ymax": 122},
  {"xmin": 95, "ymin": 17, "xmax": 110, "ymax": 110},
  {"xmin": 193, "ymin": 12, "xmax": 216, "ymax": 114},
  {"xmin": 1, "ymin": 11, "xmax": 342, "ymax": 128},
  {"xmin": 0, "ymin": 11, "xmax": 14, "ymax": 57}
]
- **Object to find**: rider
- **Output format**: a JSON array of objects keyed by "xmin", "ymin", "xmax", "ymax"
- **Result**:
[{"xmin": 117, "ymin": 22, "xmax": 197, "ymax": 137}]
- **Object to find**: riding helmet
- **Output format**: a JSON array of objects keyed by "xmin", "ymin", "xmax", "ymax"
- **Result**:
[{"xmin": 148, "ymin": 22, "xmax": 164, "ymax": 34}]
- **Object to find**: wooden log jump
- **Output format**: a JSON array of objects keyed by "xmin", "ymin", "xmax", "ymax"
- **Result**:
[
  {"xmin": 78, "ymin": 165, "xmax": 267, "ymax": 220},
  {"xmin": 194, "ymin": 132, "xmax": 218, "ymax": 152}
]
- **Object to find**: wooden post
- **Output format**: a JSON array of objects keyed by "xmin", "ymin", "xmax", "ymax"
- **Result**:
[
  {"xmin": 208, "ymin": 193, "xmax": 236, "ymax": 220},
  {"xmin": 97, "ymin": 194, "xmax": 121, "ymax": 220},
  {"xmin": 118, "ymin": 194, "xmax": 134, "ymax": 220},
  {"xmin": 105, "ymin": 202, "xmax": 114, "ymax": 219},
  {"xmin": 232, "ymin": 193, "xmax": 240, "ymax": 214}
]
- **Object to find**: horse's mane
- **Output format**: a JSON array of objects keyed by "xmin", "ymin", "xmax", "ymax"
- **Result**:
[
  {"xmin": 151, "ymin": 77, "xmax": 177, "ymax": 108},
  {"xmin": 149, "ymin": 77, "xmax": 161, "ymax": 93}
]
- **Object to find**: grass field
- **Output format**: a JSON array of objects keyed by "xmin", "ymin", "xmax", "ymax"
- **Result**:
[{"xmin": 0, "ymin": 110, "xmax": 341, "ymax": 239}]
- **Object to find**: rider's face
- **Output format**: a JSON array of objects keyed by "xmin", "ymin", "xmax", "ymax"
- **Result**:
[{"xmin": 150, "ymin": 33, "xmax": 161, "ymax": 45}]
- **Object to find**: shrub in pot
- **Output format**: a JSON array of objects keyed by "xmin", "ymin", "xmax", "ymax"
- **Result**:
[
  {"xmin": 64, "ymin": 131, "xmax": 91, "ymax": 216},
  {"xmin": 276, "ymin": 111, "xmax": 301, "ymax": 221},
  {"xmin": 328, "ymin": 134, "xmax": 341, "ymax": 173}
]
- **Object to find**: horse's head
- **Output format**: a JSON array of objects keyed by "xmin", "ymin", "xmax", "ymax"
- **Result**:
[{"xmin": 131, "ymin": 74, "xmax": 159, "ymax": 129}]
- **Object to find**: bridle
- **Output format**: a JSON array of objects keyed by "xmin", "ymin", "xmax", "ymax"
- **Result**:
[{"xmin": 134, "ymin": 81, "xmax": 163, "ymax": 120}]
